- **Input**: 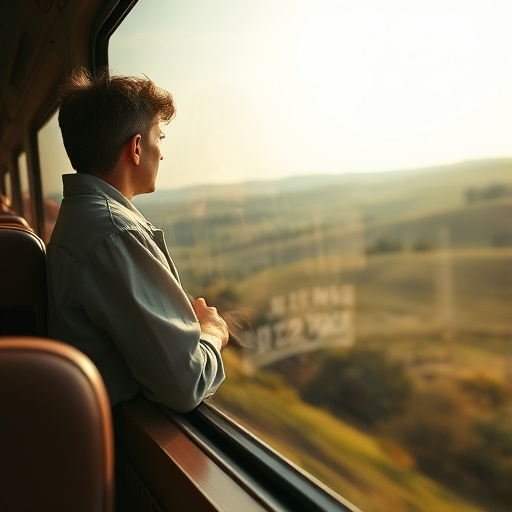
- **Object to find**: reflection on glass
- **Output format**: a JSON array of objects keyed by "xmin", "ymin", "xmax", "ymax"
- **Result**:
[
  {"xmin": 38, "ymin": 111, "xmax": 71, "ymax": 242},
  {"xmin": 110, "ymin": 1, "xmax": 512, "ymax": 511}
]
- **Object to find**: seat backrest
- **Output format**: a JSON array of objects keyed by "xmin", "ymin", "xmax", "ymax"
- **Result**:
[
  {"xmin": 0, "ymin": 225, "xmax": 47, "ymax": 336},
  {"xmin": 0, "ymin": 214, "xmax": 32, "ymax": 229},
  {"xmin": 0, "ymin": 337, "xmax": 114, "ymax": 512}
]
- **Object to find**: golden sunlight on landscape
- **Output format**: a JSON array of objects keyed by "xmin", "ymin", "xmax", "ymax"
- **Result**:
[
  {"xmin": 105, "ymin": 2, "xmax": 512, "ymax": 511},
  {"xmin": 132, "ymin": 158, "xmax": 512, "ymax": 512}
]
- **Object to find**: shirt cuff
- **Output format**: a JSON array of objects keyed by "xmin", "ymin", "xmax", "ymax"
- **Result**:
[{"xmin": 199, "ymin": 332, "xmax": 223, "ymax": 352}]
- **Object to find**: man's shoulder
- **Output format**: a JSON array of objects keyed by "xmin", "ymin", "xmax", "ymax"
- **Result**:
[
  {"xmin": 58, "ymin": 173, "xmax": 144, "ymax": 234},
  {"xmin": 48, "ymin": 193, "xmax": 143, "ymax": 259}
]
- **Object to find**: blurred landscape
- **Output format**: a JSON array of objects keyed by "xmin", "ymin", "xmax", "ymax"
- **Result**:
[
  {"xmin": 136, "ymin": 157, "xmax": 512, "ymax": 285},
  {"xmin": 135, "ymin": 158, "xmax": 512, "ymax": 512}
]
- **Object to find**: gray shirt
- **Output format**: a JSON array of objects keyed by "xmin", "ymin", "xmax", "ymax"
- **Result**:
[{"xmin": 47, "ymin": 173, "xmax": 225, "ymax": 412}]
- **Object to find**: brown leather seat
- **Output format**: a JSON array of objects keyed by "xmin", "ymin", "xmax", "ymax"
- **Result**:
[
  {"xmin": 0, "ymin": 225, "xmax": 47, "ymax": 336},
  {"xmin": 0, "ymin": 214, "xmax": 32, "ymax": 229},
  {"xmin": 0, "ymin": 337, "xmax": 114, "ymax": 512}
]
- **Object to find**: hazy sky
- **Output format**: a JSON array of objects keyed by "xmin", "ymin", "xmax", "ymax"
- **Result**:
[{"xmin": 107, "ymin": 0, "xmax": 510, "ymax": 190}]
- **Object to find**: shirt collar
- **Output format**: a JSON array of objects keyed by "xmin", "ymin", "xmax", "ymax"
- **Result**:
[{"xmin": 62, "ymin": 173, "xmax": 144, "ymax": 218}]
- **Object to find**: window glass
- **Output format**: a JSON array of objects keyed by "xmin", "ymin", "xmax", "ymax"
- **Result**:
[
  {"xmin": 38, "ymin": 111, "xmax": 71, "ymax": 242},
  {"xmin": 110, "ymin": 2, "xmax": 512, "ymax": 511},
  {"xmin": 1, "ymin": 169, "xmax": 12, "ymax": 209},
  {"xmin": 17, "ymin": 151, "xmax": 30, "ymax": 221}
]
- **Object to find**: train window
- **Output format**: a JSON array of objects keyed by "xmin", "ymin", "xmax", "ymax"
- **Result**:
[
  {"xmin": 38, "ymin": 111, "xmax": 70, "ymax": 242},
  {"xmin": 1, "ymin": 168, "xmax": 11, "ymax": 201},
  {"xmin": 110, "ymin": 1, "xmax": 512, "ymax": 511},
  {"xmin": 17, "ymin": 151, "xmax": 29, "ymax": 220}
]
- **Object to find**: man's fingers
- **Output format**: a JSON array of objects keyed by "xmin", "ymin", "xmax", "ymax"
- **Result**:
[{"xmin": 194, "ymin": 297, "xmax": 207, "ymax": 312}]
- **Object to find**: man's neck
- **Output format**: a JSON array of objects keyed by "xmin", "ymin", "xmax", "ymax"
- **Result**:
[{"xmin": 90, "ymin": 167, "xmax": 135, "ymax": 200}]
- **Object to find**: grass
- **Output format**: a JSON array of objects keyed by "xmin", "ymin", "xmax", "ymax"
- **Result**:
[{"xmin": 213, "ymin": 351, "xmax": 485, "ymax": 512}]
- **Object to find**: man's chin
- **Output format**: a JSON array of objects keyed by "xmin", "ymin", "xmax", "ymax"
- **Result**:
[{"xmin": 134, "ymin": 185, "xmax": 156, "ymax": 197}]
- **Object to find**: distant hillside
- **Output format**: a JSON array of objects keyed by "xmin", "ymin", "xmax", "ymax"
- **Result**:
[
  {"xmin": 129, "ymin": 157, "xmax": 512, "ymax": 288},
  {"xmin": 134, "ymin": 158, "xmax": 512, "ymax": 253},
  {"xmin": 135, "ymin": 157, "xmax": 512, "ymax": 209},
  {"xmin": 364, "ymin": 199, "xmax": 512, "ymax": 250}
]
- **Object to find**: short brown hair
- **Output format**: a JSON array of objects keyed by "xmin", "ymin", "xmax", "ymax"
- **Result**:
[{"xmin": 58, "ymin": 67, "xmax": 175, "ymax": 174}]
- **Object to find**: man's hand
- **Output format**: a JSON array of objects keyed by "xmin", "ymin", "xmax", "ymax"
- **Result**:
[{"xmin": 193, "ymin": 298, "xmax": 229, "ymax": 350}]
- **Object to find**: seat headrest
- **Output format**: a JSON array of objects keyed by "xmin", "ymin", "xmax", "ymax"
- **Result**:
[{"xmin": 0, "ymin": 337, "xmax": 114, "ymax": 512}]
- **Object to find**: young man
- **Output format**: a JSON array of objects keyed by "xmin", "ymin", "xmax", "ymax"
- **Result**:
[{"xmin": 47, "ymin": 68, "xmax": 229, "ymax": 412}]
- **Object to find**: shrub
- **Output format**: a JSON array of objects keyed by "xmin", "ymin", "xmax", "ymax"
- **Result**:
[{"xmin": 302, "ymin": 348, "xmax": 414, "ymax": 425}]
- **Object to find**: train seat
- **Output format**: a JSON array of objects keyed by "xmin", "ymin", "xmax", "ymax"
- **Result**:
[
  {"xmin": 0, "ymin": 225, "xmax": 47, "ymax": 336},
  {"xmin": 0, "ymin": 337, "xmax": 114, "ymax": 512},
  {"xmin": 0, "ymin": 214, "xmax": 32, "ymax": 229}
]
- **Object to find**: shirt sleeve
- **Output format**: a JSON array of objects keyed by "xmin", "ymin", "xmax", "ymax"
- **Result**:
[{"xmin": 77, "ymin": 229, "xmax": 225, "ymax": 413}]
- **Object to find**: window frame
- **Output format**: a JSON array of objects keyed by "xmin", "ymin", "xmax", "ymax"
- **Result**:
[{"xmin": 115, "ymin": 397, "xmax": 358, "ymax": 512}]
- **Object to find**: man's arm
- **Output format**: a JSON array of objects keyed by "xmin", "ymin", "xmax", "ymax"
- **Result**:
[{"xmin": 78, "ymin": 231, "xmax": 227, "ymax": 412}]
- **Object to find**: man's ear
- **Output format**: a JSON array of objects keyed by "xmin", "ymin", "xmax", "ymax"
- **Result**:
[{"xmin": 129, "ymin": 134, "xmax": 142, "ymax": 165}]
